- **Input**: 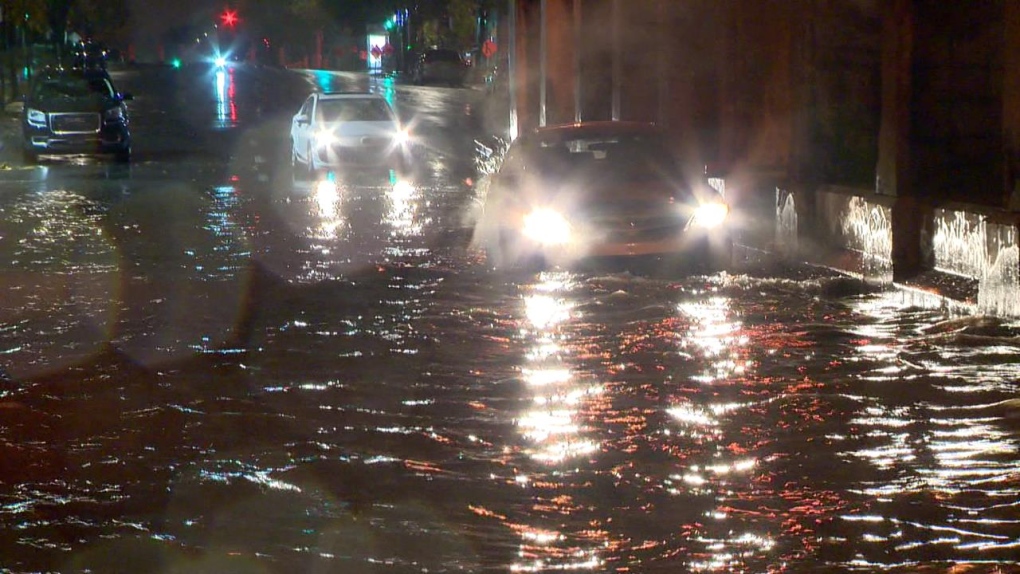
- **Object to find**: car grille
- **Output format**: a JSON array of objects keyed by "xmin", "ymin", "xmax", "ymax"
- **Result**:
[
  {"xmin": 590, "ymin": 213, "xmax": 684, "ymax": 242},
  {"xmin": 334, "ymin": 142, "xmax": 390, "ymax": 162},
  {"xmin": 50, "ymin": 113, "xmax": 101, "ymax": 134}
]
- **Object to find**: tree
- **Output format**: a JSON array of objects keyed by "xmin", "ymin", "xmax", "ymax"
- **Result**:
[
  {"xmin": 68, "ymin": 0, "xmax": 130, "ymax": 47},
  {"xmin": 240, "ymin": 0, "xmax": 329, "ymax": 62},
  {"xmin": 446, "ymin": 0, "xmax": 477, "ymax": 50},
  {"xmin": 1, "ymin": 0, "xmax": 48, "ymax": 101}
]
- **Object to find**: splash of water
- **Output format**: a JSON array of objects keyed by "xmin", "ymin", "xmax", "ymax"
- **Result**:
[
  {"xmin": 932, "ymin": 209, "xmax": 986, "ymax": 279},
  {"xmin": 839, "ymin": 196, "xmax": 892, "ymax": 281},
  {"xmin": 775, "ymin": 189, "xmax": 798, "ymax": 257},
  {"xmin": 977, "ymin": 223, "xmax": 1020, "ymax": 317}
]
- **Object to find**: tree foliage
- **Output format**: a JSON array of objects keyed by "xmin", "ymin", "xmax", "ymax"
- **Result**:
[
  {"xmin": 68, "ymin": 0, "xmax": 130, "ymax": 45},
  {"xmin": 0, "ymin": 0, "xmax": 129, "ymax": 45},
  {"xmin": 1, "ymin": 0, "xmax": 49, "ymax": 36}
]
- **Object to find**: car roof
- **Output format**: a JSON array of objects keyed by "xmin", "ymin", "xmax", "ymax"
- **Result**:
[
  {"xmin": 530, "ymin": 121, "xmax": 660, "ymax": 140},
  {"xmin": 316, "ymin": 91, "xmax": 386, "ymax": 101},
  {"xmin": 34, "ymin": 68, "xmax": 112, "ymax": 82}
]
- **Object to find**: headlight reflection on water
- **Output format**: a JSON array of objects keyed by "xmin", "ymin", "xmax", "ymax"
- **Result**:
[
  {"xmin": 677, "ymin": 296, "xmax": 748, "ymax": 382},
  {"xmin": 311, "ymin": 178, "xmax": 345, "ymax": 240},
  {"xmin": 384, "ymin": 179, "xmax": 426, "ymax": 238},
  {"xmin": 213, "ymin": 67, "xmax": 237, "ymax": 128},
  {"xmin": 507, "ymin": 271, "xmax": 606, "ymax": 572},
  {"xmin": 669, "ymin": 290, "xmax": 777, "ymax": 571}
]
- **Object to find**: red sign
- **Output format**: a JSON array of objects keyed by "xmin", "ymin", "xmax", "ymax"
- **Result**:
[
  {"xmin": 383, "ymin": 43, "xmax": 394, "ymax": 56},
  {"xmin": 370, "ymin": 46, "xmax": 382, "ymax": 59},
  {"xmin": 482, "ymin": 39, "xmax": 497, "ymax": 59}
]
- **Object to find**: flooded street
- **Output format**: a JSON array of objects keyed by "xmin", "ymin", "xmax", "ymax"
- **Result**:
[{"xmin": 2, "ymin": 65, "xmax": 1020, "ymax": 572}]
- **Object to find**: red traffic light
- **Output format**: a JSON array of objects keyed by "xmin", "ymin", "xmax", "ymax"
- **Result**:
[{"xmin": 220, "ymin": 8, "xmax": 238, "ymax": 28}]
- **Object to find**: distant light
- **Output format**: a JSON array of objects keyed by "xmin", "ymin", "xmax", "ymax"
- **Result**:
[
  {"xmin": 171, "ymin": 58, "xmax": 182, "ymax": 69},
  {"xmin": 220, "ymin": 8, "xmax": 238, "ymax": 28}
]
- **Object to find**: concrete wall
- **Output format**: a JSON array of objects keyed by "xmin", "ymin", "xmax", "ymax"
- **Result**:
[{"xmin": 776, "ymin": 185, "xmax": 1020, "ymax": 316}]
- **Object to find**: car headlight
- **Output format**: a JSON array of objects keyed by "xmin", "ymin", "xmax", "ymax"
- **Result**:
[
  {"xmin": 689, "ymin": 202, "xmax": 729, "ymax": 229},
  {"xmin": 26, "ymin": 108, "xmax": 46, "ymax": 128},
  {"xmin": 393, "ymin": 129, "xmax": 412, "ymax": 147},
  {"xmin": 523, "ymin": 208, "xmax": 571, "ymax": 246},
  {"xmin": 104, "ymin": 107, "xmax": 124, "ymax": 121},
  {"xmin": 314, "ymin": 129, "xmax": 337, "ymax": 148}
]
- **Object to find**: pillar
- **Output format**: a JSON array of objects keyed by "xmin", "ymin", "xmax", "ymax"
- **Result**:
[
  {"xmin": 1004, "ymin": 1, "xmax": 1020, "ymax": 208},
  {"xmin": 876, "ymin": 0, "xmax": 914, "ymax": 198},
  {"xmin": 544, "ymin": 0, "xmax": 576, "ymax": 126},
  {"xmin": 877, "ymin": 0, "xmax": 929, "ymax": 281}
]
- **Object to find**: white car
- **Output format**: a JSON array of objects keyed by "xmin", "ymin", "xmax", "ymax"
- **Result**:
[{"xmin": 290, "ymin": 92, "xmax": 413, "ymax": 176}]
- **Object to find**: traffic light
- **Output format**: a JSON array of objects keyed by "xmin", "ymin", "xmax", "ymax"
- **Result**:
[{"xmin": 220, "ymin": 8, "xmax": 238, "ymax": 28}]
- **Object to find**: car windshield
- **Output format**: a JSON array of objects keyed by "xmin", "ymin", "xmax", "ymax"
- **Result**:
[
  {"xmin": 425, "ymin": 50, "xmax": 461, "ymax": 63},
  {"xmin": 316, "ymin": 98, "xmax": 393, "ymax": 122},
  {"xmin": 522, "ymin": 131, "xmax": 680, "ymax": 185},
  {"xmin": 33, "ymin": 75, "xmax": 113, "ymax": 99}
]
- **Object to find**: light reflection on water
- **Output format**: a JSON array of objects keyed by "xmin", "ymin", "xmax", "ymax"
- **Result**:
[
  {"xmin": 5, "ymin": 188, "xmax": 1020, "ymax": 571},
  {"xmin": 510, "ymin": 271, "xmax": 605, "ymax": 571}
]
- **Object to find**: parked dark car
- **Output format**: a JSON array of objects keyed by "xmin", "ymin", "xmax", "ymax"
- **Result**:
[
  {"xmin": 411, "ymin": 48, "xmax": 469, "ymax": 86},
  {"xmin": 21, "ymin": 69, "xmax": 133, "ymax": 163}
]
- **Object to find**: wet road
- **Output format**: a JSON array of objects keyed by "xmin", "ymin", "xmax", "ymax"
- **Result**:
[{"xmin": 2, "ymin": 64, "xmax": 1020, "ymax": 573}]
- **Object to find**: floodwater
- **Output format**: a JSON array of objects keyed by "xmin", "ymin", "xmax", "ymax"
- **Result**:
[{"xmin": 2, "ymin": 65, "xmax": 1020, "ymax": 573}]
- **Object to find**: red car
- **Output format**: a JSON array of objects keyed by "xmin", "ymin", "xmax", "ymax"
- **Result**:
[{"xmin": 473, "ymin": 121, "xmax": 732, "ymax": 271}]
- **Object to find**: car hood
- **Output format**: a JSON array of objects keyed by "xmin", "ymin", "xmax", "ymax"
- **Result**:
[
  {"xmin": 29, "ymin": 95, "xmax": 118, "ymax": 113},
  {"xmin": 503, "ymin": 173, "xmax": 702, "ymax": 208},
  {"xmin": 320, "ymin": 120, "xmax": 399, "ymax": 143},
  {"xmin": 322, "ymin": 120, "xmax": 393, "ymax": 132}
]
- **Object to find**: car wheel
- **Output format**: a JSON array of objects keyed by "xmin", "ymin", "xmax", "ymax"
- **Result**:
[{"xmin": 22, "ymin": 149, "xmax": 38, "ymax": 165}]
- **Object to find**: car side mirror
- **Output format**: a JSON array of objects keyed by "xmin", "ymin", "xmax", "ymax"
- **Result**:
[{"xmin": 295, "ymin": 114, "xmax": 309, "ymax": 125}]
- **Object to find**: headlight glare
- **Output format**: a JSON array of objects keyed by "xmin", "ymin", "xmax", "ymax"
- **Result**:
[
  {"xmin": 523, "ymin": 208, "xmax": 571, "ymax": 245},
  {"xmin": 690, "ymin": 202, "xmax": 729, "ymax": 229},
  {"xmin": 393, "ymin": 129, "xmax": 411, "ymax": 147},
  {"xmin": 27, "ymin": 108, "xmax": 46, "ymax": 127},
  {"xmin": 314, "ymin": 129, "xmax": 337, "ymax": 148}
]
